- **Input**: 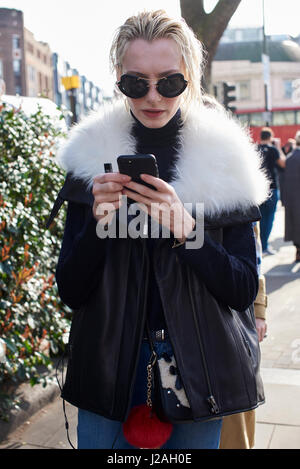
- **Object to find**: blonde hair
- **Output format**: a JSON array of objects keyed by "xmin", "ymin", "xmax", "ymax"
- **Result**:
[{"xmin": 110, "ymin": 9, "xmax": 204, "ymax": 106}]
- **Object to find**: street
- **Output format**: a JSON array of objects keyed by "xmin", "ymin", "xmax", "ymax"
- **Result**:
[{"xmin": 1, "ymin": 202, "xmax": 300, "ymax": 450}]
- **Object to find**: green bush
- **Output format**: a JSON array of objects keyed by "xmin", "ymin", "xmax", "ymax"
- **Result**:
[{"xmin": 0, "ymin": 101, "xmax": 70, "ymax": 420}]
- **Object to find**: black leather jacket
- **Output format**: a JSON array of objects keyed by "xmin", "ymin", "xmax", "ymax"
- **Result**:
[{"xmin": 48, "ymin": 176, "xmax": 265, "ymax": 423}]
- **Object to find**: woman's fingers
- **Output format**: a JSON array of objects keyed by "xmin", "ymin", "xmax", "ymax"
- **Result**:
[
  {"xmin": 94, "ymin": 191, "xmax": 123, "ymax": 204},
  {"xmin": 140, "ymin": 174, "xmax": 169, "ymax": 192},
  {"xmin": 93, "ymin": 181, "xmax": 124, "ymax": 194},
  {"xmin": 123, "ymin": 178, "xmax": 174, "ymax": 205},
  {"xmin": 92, "ymin": 173, "xmax": 131, "ymax": 222},
  {"xmin": 93, "ymin": 173, "xmax": 131, "ymax": 185},
  {"xmin": 93, "ymin": 198, "xmax": 123, "ymax": 223},
  {"xmin": 93, "ymin": 173, "xmax": 131, "ymax": 195}
]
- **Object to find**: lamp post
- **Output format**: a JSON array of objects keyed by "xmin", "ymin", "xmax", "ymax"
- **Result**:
[
  {"xmin": 262, "ymin": 0, "xmax": 272, "ymax": 125},
  {"xmin": 61, "ymin": 75, "xmax": 81, "ymax": 125}
]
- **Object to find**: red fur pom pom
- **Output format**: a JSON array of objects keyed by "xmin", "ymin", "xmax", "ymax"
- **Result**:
[{"xmin": 123, "ymin": 404, "xmax": 173, "ymax": 449}]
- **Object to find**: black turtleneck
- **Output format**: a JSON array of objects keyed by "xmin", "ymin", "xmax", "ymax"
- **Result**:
[
  {"xmin": 131, "ymin": 109, "xmax": 182, "ymax": 183},
  {"xmin": 131, "ymin": 109, "xmax": 183, "ymax": 331}
]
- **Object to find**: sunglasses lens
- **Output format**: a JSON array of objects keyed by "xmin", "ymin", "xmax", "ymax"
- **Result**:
[
  {"xmin": 119, "ymin": 76, "xmax": 148, "ymax": 98},
  {"xmin": 158, "ymin": 74, "xmax": 187, "ymax": 98}
]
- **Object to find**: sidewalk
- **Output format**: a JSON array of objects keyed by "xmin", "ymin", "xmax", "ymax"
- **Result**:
[
  {"xmin": 0, "ymin": 203, "xmax": 300, "ymax": 449},
  {"xmin": 254, "ymin": 203, "xmax": 300, "ymax": 449}
]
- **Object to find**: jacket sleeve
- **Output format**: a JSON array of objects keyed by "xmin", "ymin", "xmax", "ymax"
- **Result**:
[
  {"xmin": 254, "ymin": 276, "xmax": 267, "ymax": 319},
  {"xmin": 253, "ymin": 222, "xmax": 268, "ymax": 319},
  {"xmin": 55, "ymin": 201, "xmax": 107, "ymax": 310},
  {"xmin": 175, "ymin": 222, "xmax": 259, "ymax": 312}
]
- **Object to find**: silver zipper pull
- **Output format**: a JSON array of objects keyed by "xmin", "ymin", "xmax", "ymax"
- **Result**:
[{"xmin": 207, "ymin": 395, "xmax": 219, "ymax": 414}]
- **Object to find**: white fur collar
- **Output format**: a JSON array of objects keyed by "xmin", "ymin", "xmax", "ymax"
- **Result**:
[{"xmin": 56, "ymin": 99, "xmax": 269, "ymax": 217}]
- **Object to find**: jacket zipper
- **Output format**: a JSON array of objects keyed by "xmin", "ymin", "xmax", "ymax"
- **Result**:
[
  {"xmin": 125, "ymin": 238, "xmax": 150, "ymax": 419},
  {"xmin": 186, "ymin": 267, "xmax": 220, "ymax": 415}
]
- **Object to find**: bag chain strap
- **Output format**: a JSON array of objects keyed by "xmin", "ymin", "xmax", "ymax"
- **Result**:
[{"xmin": 146, "ymin": 350, "xmax": 157, "ymax": 408}]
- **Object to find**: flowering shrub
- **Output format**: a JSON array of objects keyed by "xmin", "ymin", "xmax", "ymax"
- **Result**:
[{"xmin": 0, "ymin": 101, "xmax": 70, "ymax": 420}]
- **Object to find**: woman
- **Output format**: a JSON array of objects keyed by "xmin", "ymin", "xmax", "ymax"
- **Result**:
[
  {"xmin": 284, "ymin": 131, "xmax": 300, "ymax": 263},
  {"xmin": 49, "ymin": 10, "xmax": 269, "ymax": 449}
]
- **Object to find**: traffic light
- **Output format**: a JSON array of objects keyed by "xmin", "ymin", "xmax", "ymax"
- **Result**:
[{"xmin": 223, "ymin": 82, "xmax": 236, "ymax": 113}]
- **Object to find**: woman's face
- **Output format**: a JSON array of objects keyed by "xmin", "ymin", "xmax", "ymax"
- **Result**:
[{"xmin": 118, "ymin": 38, "xmax": 186, "ymax": 129}]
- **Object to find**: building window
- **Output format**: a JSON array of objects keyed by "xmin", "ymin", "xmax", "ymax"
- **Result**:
[
  {"xmin": 250, "ymin": 113, "xmax": 265, "ymax": 126},
  {"xmin": 0, "ymin": 59, "xmax": 3, "ymax": 79},
  {"xmin": 28, "ymin": 65, "xmax": 36, "ymax": 82},
  {"xmin": 284, "ymin": 80, "xmax": 293, "ymax": 99},
  {"xmin": 27, "ymin": 42, "xmax": 34, "ymax": 54},
  {"xmin": 15, "ymin": 85, "xmax": 22, "ymax": 95},
  {"xmin": 237, "ymin": 81, "xmax": 251, "ymax": 101},
  {"xmin": 13, "ymin": 59, "xmax": 21, "ymax": 77},
  {"xmin": 38, "ymin": 72, "xmax": 42, "ymax": 92},
  {"xmin": 12, "ymin": 35, "xmax": 21, "ymax": 50},
  {"xmin": 273, "ymin": 111, "xmax": 295, "ymax": 126}
]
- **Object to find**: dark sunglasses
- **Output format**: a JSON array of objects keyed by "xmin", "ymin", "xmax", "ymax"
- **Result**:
[{"xmin": 117, "ymin": 73, "xmax": 188, "ymax": 99}]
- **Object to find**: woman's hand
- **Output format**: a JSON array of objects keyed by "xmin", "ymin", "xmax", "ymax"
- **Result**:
[
  {"xmin": 122, "ymin": 173, "xmax": 195, "ymax": 242},
  {"xmin": 255, "ymin": 318, "xmax": 267, "ymax": 342},
  {"xmin": 92, "ymin": 173, "xmax": 131, "ymax": 224}
]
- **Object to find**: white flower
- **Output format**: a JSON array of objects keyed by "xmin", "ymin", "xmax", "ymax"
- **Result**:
[
  {"xmin": 28, "ymin": 315, "xmax": 35, "ymax": 329},
  {"xmin": 0, "ymin": 339, "xmax": 6, "ymax": 363},
  {"xmin": 62, "ymin": 332, "xmax": 69, "ymax": 344}
]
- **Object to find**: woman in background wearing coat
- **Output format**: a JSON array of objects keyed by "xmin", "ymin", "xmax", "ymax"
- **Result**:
[{"xmin": 284, "ymin": 130, "xmax": 300, "ymax": 263}]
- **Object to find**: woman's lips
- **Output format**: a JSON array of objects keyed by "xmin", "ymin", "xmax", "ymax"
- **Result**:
[{"xmin": 142, "ymin": 109, "xmax": 165, "ymax": 118}]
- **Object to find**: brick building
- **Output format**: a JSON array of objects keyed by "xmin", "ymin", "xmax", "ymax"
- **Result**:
[
  {"xmin": 0, "ymin": 8, "xmax": 26, "ymax": 95},
  {"xmin": 24, "ymin": 28, "xmax": 53, "ymax": 100}
]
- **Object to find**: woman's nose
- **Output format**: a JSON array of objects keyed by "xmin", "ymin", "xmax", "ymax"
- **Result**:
[{"xmin": 146, "ymin": 83, "xmax": 162, "ymax": 102}]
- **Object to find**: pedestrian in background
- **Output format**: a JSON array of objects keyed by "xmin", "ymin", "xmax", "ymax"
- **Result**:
[
  {"xmin": 279, "ymin": 138, "xmax": 296, "ymax": 206},
  {"xmin": 49, "ymin": 9, "xmax": 269, "ymax": 450},
  {"xmin": 284, "ymin": 130, "xmax": 300, "ymax": 263},
  {"xmin": 258, "ymin": 128, "xmax": 286, "ymax": 255},
  {"xmin": 282, "ymin": 138, "xmax": 296, "ymax": 156}
]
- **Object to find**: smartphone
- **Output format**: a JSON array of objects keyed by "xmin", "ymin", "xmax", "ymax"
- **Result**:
[{"xmin": 117, "ymin": 154, "xmax": 159, "ymax": 191}]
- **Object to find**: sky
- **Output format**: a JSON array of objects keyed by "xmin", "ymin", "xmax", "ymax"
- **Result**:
[{"xmin": 1, "ymin": 0, "xmax": 300, "ymax": 95}]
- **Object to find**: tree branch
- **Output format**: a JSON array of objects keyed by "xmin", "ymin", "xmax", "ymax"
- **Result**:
[
  {"xmin": 180, "ymin": 0, "xmax": 207, "ymax": 33},
  {"xmin": 205, "ymin": 0, "xmax": 242, "ymax": 50},
  {"xmin": 180, "ymin": 0, "xmax": 243, "ymax": 90}
]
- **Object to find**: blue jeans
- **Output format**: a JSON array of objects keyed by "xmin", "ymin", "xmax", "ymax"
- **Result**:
[
  {"xmin": 77, "ymin": 339, "xmax": 222, "ymax": 449},
  {"xmin": 259, "ymin": 189, "xmax": 278, "ymax": 251}
]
